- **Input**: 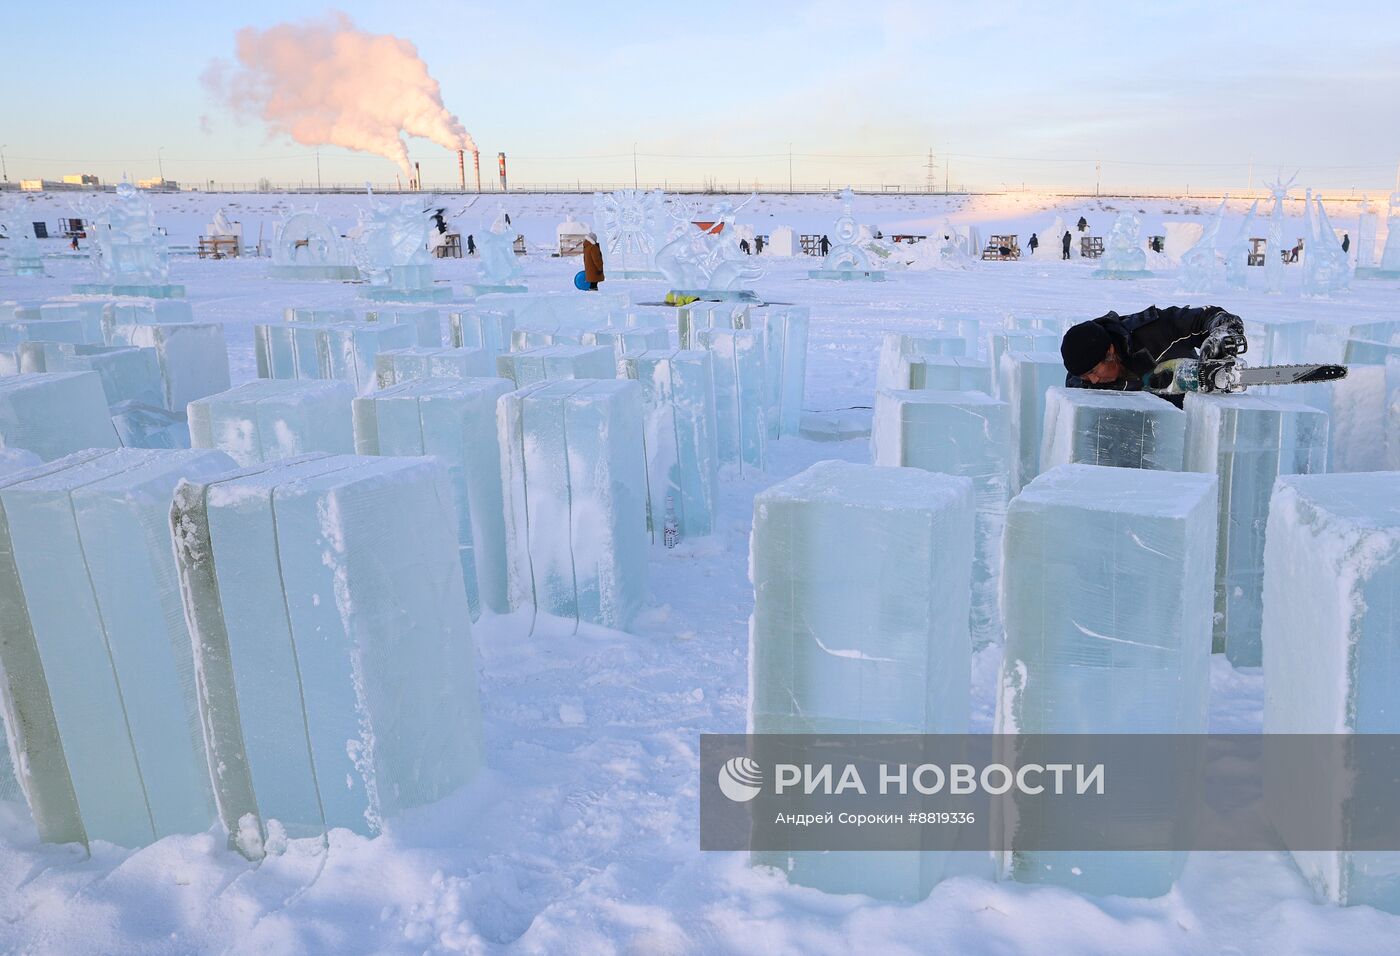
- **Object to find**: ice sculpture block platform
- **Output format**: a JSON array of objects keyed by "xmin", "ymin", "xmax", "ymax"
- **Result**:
[
  {"xmin": 495, "ymin": 344, "xmax": 616, "ymax": 388},
  {"xmin": 107, "ymin": 321, "xmax": 231, "ymax": 410},
  {"xmin": 171, "ymin": 454, "xmax": 484, "ymax": 846},
  {"xmin": 696, "ymin": 328, "xmax": 767, "ymax": 473},
  {"xmin": 620, "ymin": 349, "xmax": 720, "ymax": 541},
  {"xmin": 0, "ymin": 372, "xmax": 118, "ymax": 460},
  {"xmin": 499, "ymin": 380, "xmax": 649, "ymax": 630},
  {"xmin": 875, "ymin": 331, "xmax": 968, "ymax": 391},
  {"xmin": 1183, "ymin": 393, "xmax": 1328, "ymax": 666},
  {"xmin": 749, "ymin": 460, "xmax": 974, "ymax": 901},
  {"xmin": 996, "ymin": 464, "xmax": 1218, "ymax": 898},
  {"xmin": 189, "ymin": 380, "xmax": 355, "ymax": 466},
  {"xmin": 353, "ymin": 377, "xmax": 514, "ymax": 617},
  {"xmin": 871, "ymin": 389, "xmax": 1010, "ymax": 647},
  {"xmin": 0, "ymin": 448, "xmax": 235, "ymax": 847},
  {"xmin": 1040, "ymin": 387, "xmax": 1186, "ymax": 472},
  {"xmin": 999, "ymin": 350, "xmax": 1066, "ymax": 493},
  {"xmin": 373, "ymin": 346, "xmax": 494, "ymax": 388},
  {"xmin": 18, "ymin": 342, "xmax": 163, "ymax": 407},
  {"xmin": 1263, "ymin": 473, "xmax": 1400, "ymax": 913}
]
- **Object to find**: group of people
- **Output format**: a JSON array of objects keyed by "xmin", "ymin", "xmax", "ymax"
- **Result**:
[{"xmin": 1024, "ymin": 229, "xmax": 1077, "ymax": 259}]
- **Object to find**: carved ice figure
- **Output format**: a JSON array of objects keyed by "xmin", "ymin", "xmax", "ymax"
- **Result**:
[
  {"xmin": 476, "ymin": 208, "xmax": 523, "ymax": 286},
  {"xmin": 274, "ymin": 210, "xmax": 350, "ymax": 267},
  {"xmin": 79, "ymin": 182, "xmax": 170, "ymax": 284},
  {"xmin": 1355, "ymin": 196, "xmax": 1379, "ymax": 268},
  {"xmin": 1380, "ymin": 193, "xmax": 1400, "ymax": 272},
  {"xmin": 1263, "ymin": 174, "xmax": 1296, "ymax": 294},
  {"xmin": 1178, "ymin": 196, "xmax": 1227, "ymax": 293},
  {"xmin": 820, "ymin": 188, "xmax": 874, "ymax": 272},
  {"xmin": 655, "ymin": 196, "xmax": 762, "ymax": 291},
  {"xmin": 1303, "ymin": 193, "xmax": 1350, "ymax": 297},
  {"xmin": 1093, "ymin": 211, "xmax": 1150, "ymax": 278},
  {"xmin": 1224, "ymin": 199, "xmax": 1260, "ymax": 290},
  {"xmin": 593, "ymin": 189, "xmax": 667, "ymax": 276},
  {"xmin": 1, "ymin": 203, "xmax": 44, "ymax": 277}
]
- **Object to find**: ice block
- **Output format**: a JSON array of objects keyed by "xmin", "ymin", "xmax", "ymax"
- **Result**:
[
  {"xmin": 1294, "ymin": 364, "xmax": 1391, "ymax": 473},
  {"xmin": 999, "ymin": 350, "xmax": 1066, "ymax": 493},
  {"xmin": 353, "ymin": 377, "xmax": 514, "ymax": 617},
  {"xmin": 677, "ymin": 303, "xmax": 749, "ymax": 349},
  {"xmin": 317, "ymin": 321, "xmax": 419, "ymax": 394},
  {"xmin": 495, "ymin": 345, "xmax": 616, "ymax": 388},
  {"xmin": 696, "ymin": 328, "xmax": 767, "ymax": 473},
  {"xmin": 510, "ymin": 326, "xmax": 582, "ymax": 351},
  {"xmin": 102, "ymin": 299, "xmax": 193, "ymax": 341},
  {"xmin": 363, "ymin": 308, "xmax": 442, "ymax": 346},
  {"xmin": 0, "ymin": 318, "xmax": 98, "ymax": 347},
  {"xmin": 906, "ymin": 356, "xmax": 993, "ymax": 393},
  {"xmin": 36, "ymin": 301, "xmax": 106, "ymax": 343},
  {"xmin": 498, "ymin": 380, "xmax": 649, "ymax": 630},
  {"xmin": 579, "ymin": 327, "xmax": 670, "ymax": 361},
  {"xmin": 996, "ymin": 464, "xmax": 1218, "ymax": 898},
  {"xmin": 0, "ymin": 372, "xmax": 119, "ymax": 460},
  {"xmin": 373, "ymin": 346, "xmax": 494, "ymax": 388},
  {"xmin": 871, "ymin": 389, "xmax": 1010, "ymax": 647},
  {"xmin": 107, "ymin": 322, "xmax": 231, "ymax": 410},
  {"xmin": 1183, "ymin": 393, "xmax": 1329, "ymax": 665},
  {"xmin": 875, "ymin": 331, "xmax": 968, "ymax": 391},
  {"xmin": 753, "ymin": 306, "xmax": 809, "ymax": 437},
  {"xmin": 111, "ymin": 402, "xmax": 192, "ymax": 449},
  {"xmin": 1040, "ymin": 387, "xmax": 1186, "ymax": 472},
  {"xmin": 620, "ymin": 349, "xmax": 720, "ymax": 540},
  {"xmin": 171, "ymin": 454, "xmax": 484, "ymax": 845},
  {"xmin": 449, "ymin": 308, "xmax": 515, "ymax": 355},
  {"xmin": 987, "ymin": 330, "xmax": 1061, "ymax": 396},
  {"xmin": 18, "ymin": 342, "xmax": 164, "ymax": 407},
  {"xmin": 188, "ymin": 380, "xmax": 355, "ymax": 466}
]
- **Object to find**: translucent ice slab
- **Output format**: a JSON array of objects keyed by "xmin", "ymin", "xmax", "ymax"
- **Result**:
[
  {"xmin": 495, "ymin": 345, "xmax": 616, "ymax": 388},
  {"xmin": 0, "ymin": 372, "xmax": 119, "ymax": 460},
  {"xmin": 696, "ymin": 329, "xmax": 766, "ymax": 473},
  {"xmin": 904, "ymin": 356, "xmax": 993, "ymax": 393},
  {"xmin": 1040, "ymin": 387, "xmax": 1186, "ymax": 472},
  {"xmin": 188, "ymin": 380, "xmax": 355, "ymax": 466},
  {"xmin": 373, "ymin": 346, "xmax": 494, "ymax": 388},
  {"xmin": 448, "ymin": 308, "xmax": 514, "ymax": 355},
  {"xmin": 753, "ymin": 306, "xmax": 809, "ymax": 437},
  {"xmin": 579, "ymin": 327, "xmax": 670, "ymax": 361},
  {"xmin": 18, "ymin": 342, "xmax": 163, "ymax": 407},
  {"xmin": 987, "ymin": 330, "xmax": 1061, "ymax": 396},
  {"xmin": 875, "ymin": 332, "xmax": 968, "ymax": 391},
  {"xmin": 999, "ymin": 351, "xmax": 1066, "ymax": 493},
  {"xmin": 108, "ymin": 322, "xmax": 231, "ymax": 410}
]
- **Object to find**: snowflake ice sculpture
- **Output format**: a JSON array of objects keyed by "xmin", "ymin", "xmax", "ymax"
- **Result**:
[
  {"xmin": 594, "ymin": 189, "xmax": 666, "ymax": 276},
  {"xmin": 351, "ymin": 191, "xmax": 449, "ymax": 301}
]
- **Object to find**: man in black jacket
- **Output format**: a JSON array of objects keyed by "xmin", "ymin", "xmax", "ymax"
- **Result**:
[{"xmin": 1060, "ymin": 305, "xmax": 1244, "ymax": 405}]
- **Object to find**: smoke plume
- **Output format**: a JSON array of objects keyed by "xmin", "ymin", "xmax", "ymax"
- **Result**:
[{"xmin": 204, "ymin": 12, "xmax": 475, "ymax": 176}]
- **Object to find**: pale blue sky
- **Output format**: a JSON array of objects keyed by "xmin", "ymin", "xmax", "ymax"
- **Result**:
[{"xmin": 3, "ymin": 1, "xmax": 1397, "ymax": 191}]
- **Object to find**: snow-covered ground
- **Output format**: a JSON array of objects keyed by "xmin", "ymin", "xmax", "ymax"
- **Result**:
[{"xmin": 0, "ymin": 193, "xmax": 1397, "ymax": 954}]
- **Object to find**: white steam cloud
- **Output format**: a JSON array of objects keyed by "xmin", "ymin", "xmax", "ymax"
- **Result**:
[{"xmin": 204, "ymin": 11, "xmax": 475, "ymax": 176}]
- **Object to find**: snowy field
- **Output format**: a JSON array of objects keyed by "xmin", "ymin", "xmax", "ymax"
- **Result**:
[{"xmin": 0, "ymin": 192, "xmax": 1397, "ymax": 954}]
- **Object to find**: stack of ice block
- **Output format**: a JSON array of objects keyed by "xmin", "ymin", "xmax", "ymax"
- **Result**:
[
  {"xmin": 1040, "ymin": 387, "xmax": 1186, "ymax": 472},
  {"xmin": 753, "ymin": 306, "xmax": 809, "ymax": 437},
  {"xmin": 255, "ymin": 321, "xmax": 418, "ymax": 392},
  {"xmin": 18, "ymin": 342, "xmax": 164, "ymax": 407},
  {"xmin": 495, "ymin": 344, "xmax": 615, "ymax": 388},
  {"xmin": 373, "ymin": 346, "xmax": 494, "ymax": 388},
  {"xmin": 999, "ymin": 350, "xmax": 1067, "ymax": 493},
  {"xmin": 0, "ymin": 449, "xmax": 235, "ymax": 847},
  {"xmin": 749, "ymin": 460, "xmax": 974, "ymax": 901},
  {"xmin": 498, "ymin": 380, "xmax": 649, "ymax": 630},
  {"xmin": 449, "ymin": 308, "xmax": 515, "ymax": 355},
  {"xmin": 108, "ymin": 321, "xmax": 231, "ymax": 409},
  {"xmin": 102, "ymin": 299, "xmax": 194, "ymax": 341},
  {"xmin": 619, "ymin": 349, "xmax": 720, "ymax": 541},
  {"xmin": 37, "ymin": 301, "xmax": 107, "ymax": 342},
  {"xmin": 875, "ymin": 331, "xmax": 968, "ymax": 391},
  {"xmin": 996, "ymin": 464, "xmax": 1218, "ymax": 898},
  {"xmin": 871, "ymin": 389, "xmax": 1010, "ymax": 647},
  {"xmin": 353, "ymin": 377, "xmax": 514, "ymax": 617},
  {"xmin": 0, "ymin": 372, "xmax": 119, "ymax": 460},
  {"xmin": 678, "ymin": 303, "xmax": 749, "ymax": 349},
  {"xmin": 1183, "ymin": 393, "xmax": 1329, "ymax": 666},
  {"xmin": 171, "ymin": 454, "xmax": 484, "ymax": 845},
  {"xmin": 363, "ymin": 308, "xmax": 442, "ymax": 346},
  {"xmin": 905, "ymin": 356, "xmax": 993, "ymax": 393},
  {"xmin": 1263, "ymin": 473, "xmax": 1400, "ymax": 913},
  {"xmin": 188, "ymin": 380, "xmax": 355, "ymax": 466},
  {"xmin": 579, "ymin": 327, "xmax": 671, "ymax": 360},
  {"xmin": 988, "ymin": 330, "xmax": 1061, "ymax": 395},
  {"xmin": 931, "ymin": 313, "xmax": 988, "ymax": 358},
  {"xmin": 695, "ymin": 328, "xmax": 767, "ymax": 473}
]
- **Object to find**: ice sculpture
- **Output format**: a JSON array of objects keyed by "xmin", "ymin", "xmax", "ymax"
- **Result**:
[
  {"xmin": 809, "ymin": 188, "xmax": 885, "ymax": 281},
  {"xmin": 449, "ymin": 308, "xmax": 515, "ymax": 355},
  {"xmin": 495, "ymin": 344, "xmax": 616, "ymax": 387},
  {"xmin": 1182, "ymin": 393, "xmax": 1328, "ymax": 666},
  {"xmin": 353, "ymin": 193, "xmax": 449, "ymax": 302},
  {"xmin": 269, "ymin": 209, "xmax": 360, "ymax": 281},
  {"xmin": 498, "ymin": 380, "xmax": 649, "ymax": 630},
  {"xmin": 1263, "ymin": 175, "xmax": 1296, "ymax": 295},
  {"xmin": 188, "ymin": 380, "xmax": 355, "ymax": 466},
  {"xmin": 171, "ymin": 454, "xmax": 484, "ymax": 846},
  {"xmin": 752, "ymin": 307, "xmax": 809, "ymax": 437},
  {"xmin": 998, "ymin": 351, "xmax": 1065, "ymax": 492},
  {"xmin": 0, "ymin": 448, "xmax": 234, "ymax": 846},
  {"xmin": 1032, "ymin": 216, "xmax": 1066, "ymax": 261},
  {"xmin": 2, "ymin": 212, "xmax": 44, "ymax": 277},
  {"xmin": 1360, "ymin": 192, "xmax": 1400, "ymax": 277},
  {"xmin": 986, "ymin": 330, "xmax": 1060, "ymax": 394},
  {"xmin": 469, "ymin": 208, "xmax": 526, "ymax": 294},
  {"xmin": 696, "ymin": 328, "xmax": 767, "ymax": 473},
  {"xmin": 996, "ymin": 464, "xmax": 1217, "ymax": 898},
  {"xmin": 374, "ymin": 346, "xmax": 494, "ymax": 388},
  {"xmin": 1355, "ymin": 196, "xmax": 1379, "ymax": 269},
  {"xmin": 18, "ymin": 343, "xmax": 163, "ymax": 407},
  {"xmin": 876, "ymin": 332, "xmax": 968, "ymax": 391},
  {"xmin": 1178, "ymin": 196, "xmax": 1227, "ymax": 294},
  {"xmin": 1302, "ymin": 192, "xmax": 1350, "ymax": 297},
  {"xmin": 73, "ymin": 182, "xmax": 183, "ymax": 298},
  {"xmin": 594, "ymin": 189, "xmax": 668, "ymax": 279},
  {"xmin": 1263, "ymin": 473, "xmax": 1400, "ymax": 912},
  {"xmin": 749, "ymin": 460, "xmax": 973, "ymax": 901},
  {"xmin": 354, "ymin": 378, "xmax": 513, "ymax": 618},
  {"xmin": 1092, "ymin": 211, "xmax": 1152, "ymax": 279},
  {"xmin": 1224, "ymin": 199, "xmax": 1260, "ymax": 290},
  {"xmin": 871, "ymin": 390, "xmax": 1009, "ymax": 647},
  {"xmin": 108, "ymin": 321, "xmax": 231, "ymax": 410},
  {"xmin": 904, "ymin": 357, "xmax": 993, "ymax": 393},
  {"xmin": 655, "ymin": 197, "xmax": 763, "ymax": 296},
  {"xmin": 1040, "ymin": 387, "xmax": 1186, "ymax": 471},
  {"xmin": 0, "ymin": 372, "xmax": 118, "ymax": 459},
  {"xmin": 620, "ymin": 349, "xmax": 720, "ymax": 541}
]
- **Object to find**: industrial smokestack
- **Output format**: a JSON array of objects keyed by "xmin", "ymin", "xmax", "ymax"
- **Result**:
[
  {"xmin": 473, "ymin": 150, "xmax": 481, "ymax": 193},
  {"xmin": 457, "ymin": 149, "xmax": 465, "ymax": 191},
  {"xmin": 414, "ymin": 161, "xmax": 421, "ymax": 190},
  {"xmin": 498, "ymin": 151, "xmax": 507, "ymax": 192}
]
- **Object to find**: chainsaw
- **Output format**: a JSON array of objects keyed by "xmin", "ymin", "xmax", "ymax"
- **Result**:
[{"xmin": 1146, "ymin": 325, "xmax": 1348, "ymax": 395}]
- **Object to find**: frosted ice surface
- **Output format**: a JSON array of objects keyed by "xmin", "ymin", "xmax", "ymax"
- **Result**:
[
  {"xmin": 1294, "ymin": 364, "xmax": 1391, "ymax": 473},
  {"xmin": 363, "ymin": 308, "xmax": 442, "ymax": 346},
  {"xmin": 677, "ymin": 303, "xmax": 750, "ymax": 350},
  {"xmin": 0, "ymin": 448, "xmax": 41, "ymax": 473},
  {"xmin": 0, "ymin": 318, "xmax": 99, "ymax": 347},
  {"xmin": 1183, "ymin": 393, "xmax": 1328, "ymax": 666},
  {"xmin": 36, "ymin": 302, "xmax": 106, "ymax": 343},
  {"xmin": 498, "ymin": 380, "xmax": 649, "ymax": 630},
  {"xmin": 875, "ymin": 331, "xmax": 968, "ymax": 391},
  {"xmin": 317, "ymin": 322, "xmax": 419, "ymax": 395},
  {"xmin": 18, "ymin": 342, "xmax": 163, "ymax": 407},
  {"xmin": 189, "ymin": 380, "xmax": 355, "ymax": 466},
  {"xmin": 0, "ymin": 449, "xmax": 234, "ymax": 845},
  {"xmin": 931, "ymin": 314, "xmax": 987, "ymax": 358},
  {"xmin": 373, "ymin": 346, "xmax": 494, "ymax": 388},
  {"xmin": 353, "ymin": 377, "xmax": 514, "ymax": 618},
  {"xmin": 102, "ymin": 299, "xmax": 193, "ymax": 341},
  {"xmin": 1245, "ymin": 315, "xmax": 1316, "ymax": 366},
  {"xmin": 696, "ymin": 329, "xmax": 766, "ymax": 473},
  {"xmin": 1040, "ymin": 387, "xmax": 1186, "ymax": 472},
  {"xmin": 171, "ymin": 454, "xmax": 483, "ymax": 842},
  {"xmin": 510, "ymin": 326, "xmax": 583, "ymax": 350},
  {"xmin": 111, "ymin": 401, "xmax": 192, "ymax": 450},
  {"xmin": 495, "ymin": 345, "xmax": 615, "ymax": 388},
  {"xmin": 579, "ymin": 327, "xmax": 670, "ymax": 361},
  {"xmin": 1390, "ymin": 358, "xmax": 1400, "ymax": 470},
  {"xmin": 1264, "ymin": 473, "xmax": 1400, "ymax": 912},
  {"xmin": 987, "ymin": 331, "xmax": 1061, "ymax": 396},
  {"xmin": 904, "ymin": 356, "xmax": 993, "ymax": 393},
  {"xmin": 107, "ymin": 322, "xmax": 231, "ymax": 410},
  {"xmin": 871, "ymin": 389, "xmax": 1010, "ymax": 647},
  {"xmin": 0, "ymin": 372, "xmax": 118, "ymax": 460},
  {"xmin": 749, "ymin": 460, "xmax": 974, "ymax": 901},
  {"xmin": 449, "ymin": 309, "xmax": 515, "ymax": 355},
  {"xmin": 996, "ymin": 464, "xmax": 1217, "ymax": 897},
  {"xmin": 620, "ymin": 349, "xmax": 720, "ymax": 540},
  {"xmin": 753, "ymin": 307, "xmax": 809, "ymax": 437},
  {"xmin": 999, "ymin": 351, "xmax": 1066, "ymax": 493}
]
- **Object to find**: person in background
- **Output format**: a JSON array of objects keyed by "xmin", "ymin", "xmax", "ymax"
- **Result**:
[
  {"xmin": 1342, "ymin": 233, "xmax": 1351, "ymax": 253},
  {"xmin": 1077, "ymin": 216, "xmax": 1089, "ymax": 232},
  {"xmin": 1028, "ymin": 233, "xmax": 1039, "ymax": 254},
  {"xmin": 1062, "ymin": 230, "xmax": 1073, "ymax": 260},
  {"xmin": 819, "ymin": 234, "xmax": 830, "ymax": 256},
  {"xmin": 755, "ymin": 235, "xmax": 764, "ymax": 254},
  {"xmin": 466, "ymin": 234, "xmax": 476, "ymax": 256},
  {"xmin": 69, "ymin": 234, "xmax": 79, "ymax": 251},
  {"xmin": 582, "ymin": 231, "xmax": 605, "ymax": 290},
  {"xmin": 739, "ymin": 238, "xmax": 751, "ymax": 255}
]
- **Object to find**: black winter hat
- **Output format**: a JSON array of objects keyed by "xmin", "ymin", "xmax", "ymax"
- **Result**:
[{"xmin": 1061, "ymin": 321, "xmax": 1112, "ymax": 375}]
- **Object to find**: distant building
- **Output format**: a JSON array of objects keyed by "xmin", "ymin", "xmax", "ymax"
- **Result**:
[
  {"xmin": 137, "ymin": 178, "xmax": 179, "ymax": 191},
  {"xmin": 62, "ymin": 174, "xmax": 100, "ymax": 187}
]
